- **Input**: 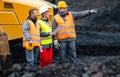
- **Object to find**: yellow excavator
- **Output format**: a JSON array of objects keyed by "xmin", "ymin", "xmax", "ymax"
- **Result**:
[
  {"xmin": 0, "ymin": 0, "xmax": 57, "ymax": 70},
  {"xmin": 0, "ymin": 0, "xmax": 57, "ymax": 41}
]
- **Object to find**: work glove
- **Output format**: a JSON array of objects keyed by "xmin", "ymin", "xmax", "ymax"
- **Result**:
[
  {"xmin": 39, "ymin": 46, "xmax": 43, "ymax": 52},
  {"xmin": 90, "ymin": 9, "xmax": 98, "ymax": 13},
  {"xmin": 54, "ymin": 40, "xmax": 60, "ymax": 49}
]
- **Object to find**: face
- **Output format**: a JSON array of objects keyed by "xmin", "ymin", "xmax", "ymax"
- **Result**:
[
  {"xmin": 42, "ymin": 11, "xmax": 50, "ymax": 19},
  {"xmin": 31, "ymin": 10, "xmax": 38, "ymax": 18},
  {"xmin": 59, "ymin": 7, "xmax": 67, "ymax": 13}
]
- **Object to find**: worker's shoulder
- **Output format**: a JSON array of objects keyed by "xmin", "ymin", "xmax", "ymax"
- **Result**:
[
  {"xmin": 54, "ymin": 14, "xmax": 59, "ymax": 18},
  {"xmin": 22, "ymin": 20, "xmax": 30, "ymax": 26}
]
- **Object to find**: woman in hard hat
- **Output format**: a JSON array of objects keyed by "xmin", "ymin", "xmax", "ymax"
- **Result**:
[
  {"xmin": 52, "ymin": 1, "xmax": 97, "ymax": 65},
  {"xmin": 37, "ymin": 6, "xmax": 53, "ymax": 67}
]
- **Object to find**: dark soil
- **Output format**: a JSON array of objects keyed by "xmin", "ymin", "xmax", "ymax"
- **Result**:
[{"xmin": 1, "ymin": 56, "xmax": 120, "ymax": 77}]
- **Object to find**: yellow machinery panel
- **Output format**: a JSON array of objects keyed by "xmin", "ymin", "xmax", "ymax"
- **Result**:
[
  {"xmin": 0, "ymin": 0, "xmax": 54, "ymax": 40},
  {"xmin": 0, "ymin": 11, "xmax": 19, "ymax": 24}
]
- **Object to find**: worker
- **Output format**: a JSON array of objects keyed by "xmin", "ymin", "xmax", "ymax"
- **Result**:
[
  {"xmin": 52, "ymin": 1, "xmax": 97, "ymax": 65},
  {"xmin": 37, "ymin": 6, "xmax": 53, "ymax": 67},
  {"xmin": 22, "ymin": 8, "xmax": 40, "ymax": 68}
]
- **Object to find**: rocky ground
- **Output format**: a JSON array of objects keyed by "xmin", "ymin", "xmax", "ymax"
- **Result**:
[{"xmin": 1, "ymin": 56, "xmax": 120, "ymax": 77}]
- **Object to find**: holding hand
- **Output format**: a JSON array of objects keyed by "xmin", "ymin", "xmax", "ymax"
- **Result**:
[
  {"xmin": 40, "ymin": 46, "xmax": 43, "ymax": 52},
  {"xmin": 49, "ymin": 32, "xmax": 54, "ymax": 36},
  {"xmin": 54, "ymin": 40, "xmax": 60, "ymax": 49},
  {"xmin": 28, "ymin": 40, "xmax": 32, "ymax": 46}
]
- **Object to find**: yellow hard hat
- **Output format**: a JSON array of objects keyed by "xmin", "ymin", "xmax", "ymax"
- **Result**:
[
  {"xmin": 58, "ymin": 1, "xmax": 67, "ymax": 8},
  {"xmin": 25, "ymin": 42, "xmax": 34, "ymax": 51}
]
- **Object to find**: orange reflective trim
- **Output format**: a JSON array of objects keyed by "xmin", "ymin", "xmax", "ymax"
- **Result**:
[
  {"xmin": 30, "ymin": 34, "xmax": 40, "ymax": 36},
  {"xmin": 23, "ymin": 40, "xmax": 40, "ymax": 42},
  {"xmin": 57, "ymin": 32, "xmax": 75, "ymax": 35}
]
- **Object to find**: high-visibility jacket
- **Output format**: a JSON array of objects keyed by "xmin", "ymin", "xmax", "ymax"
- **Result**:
[
  {"xmin": 54, "ymin": 12, "xmax": 76, "ymax": 40},
  {"xmin": 37, "ymin": 20, "xmax": 52, "ymax": 45},
  {"xmin": 23, "ymin": 20, "xmax": 40, "ymax": 47}
]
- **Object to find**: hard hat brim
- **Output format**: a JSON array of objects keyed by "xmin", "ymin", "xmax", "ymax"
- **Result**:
[{"xmin": 58, "ymin": 5, "xmax": 67, "ymax": 8}]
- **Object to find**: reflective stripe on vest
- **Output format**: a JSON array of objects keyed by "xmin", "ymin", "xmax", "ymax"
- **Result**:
[
  {"xmin": 23, "ymin": 20, "xmax": 40, "ymax": 47},
  {"xmin": 37, "ymin": 20, "xmax": 52, "ymax": 45},
  {"xmin": 23, "ymin": 40, "xmax": 40, "ymax": 42},
  {"xmin": 55, "ymin": 12, "xmax": 76, "ymax": 40},
  {"xmin": 30, "ymin": 34, "xmax": 40, "ymax": 37},
  {"xmin": 41, "ymin": 37, "xmax": 52, "ymax": 40}
]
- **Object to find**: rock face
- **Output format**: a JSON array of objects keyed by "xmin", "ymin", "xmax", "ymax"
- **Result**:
[{"xmin": 83, "ymin": 2, "xmax": 120, "ymax": 47}]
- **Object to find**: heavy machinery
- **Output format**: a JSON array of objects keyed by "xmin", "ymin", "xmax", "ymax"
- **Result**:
[
  {"xmin": 0, "ymin": 0, "xmax": 57, "ymax": 68},
  {"xmin": 0, "ymin": 0, "xmax": 57, "ymax": 41}
]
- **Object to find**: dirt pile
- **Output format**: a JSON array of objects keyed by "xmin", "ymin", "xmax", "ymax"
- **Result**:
[{"xmin": 92, "ymin": 2, "xmax": 120, "ymax": 25}]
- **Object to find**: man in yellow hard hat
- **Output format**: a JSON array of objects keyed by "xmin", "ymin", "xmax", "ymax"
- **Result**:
[
  {"xmin": 22, "ymin": 8, "xmax": 40, "ymax": 68},
  {"xmin": 52, "ymin": 1, "xmax": 97, "ymax": 65}
]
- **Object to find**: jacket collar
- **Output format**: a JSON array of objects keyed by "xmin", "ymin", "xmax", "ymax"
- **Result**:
[{"xmin": 27, "ymin": 16, "xmax": 37, "ymax": 25}]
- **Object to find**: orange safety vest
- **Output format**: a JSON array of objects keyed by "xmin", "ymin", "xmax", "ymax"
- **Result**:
[
  {"xmin": 55, "ymin": 12, "xmax": 76, "ymax": 40},
  {"xmin": 23, "ymin": 20, "xmax": 40, "ymax": 47}
]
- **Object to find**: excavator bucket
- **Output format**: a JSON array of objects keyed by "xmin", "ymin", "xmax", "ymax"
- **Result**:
[{"xmin": 0, "ymin": 29, "xmax": 11, "ymax": 70}]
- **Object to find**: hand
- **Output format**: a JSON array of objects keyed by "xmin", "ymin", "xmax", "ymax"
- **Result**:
[
  {"xmin": 90, "ymin": 9, "xmax": 98, "ymax": 13},
  {"xmin": 39, "ymin": 46, "xmax": 43, "ymax": 52},
  {"xmin": 54, "ymin": 40, "xmax": 60, "ymax": 49},
  {"xmin": 28, "ymin": 40, "xmax": 32, "ymax": 46},
  {"xmin": 49, "ymin": 32, "xmax": 53, "ymax": 36}
]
